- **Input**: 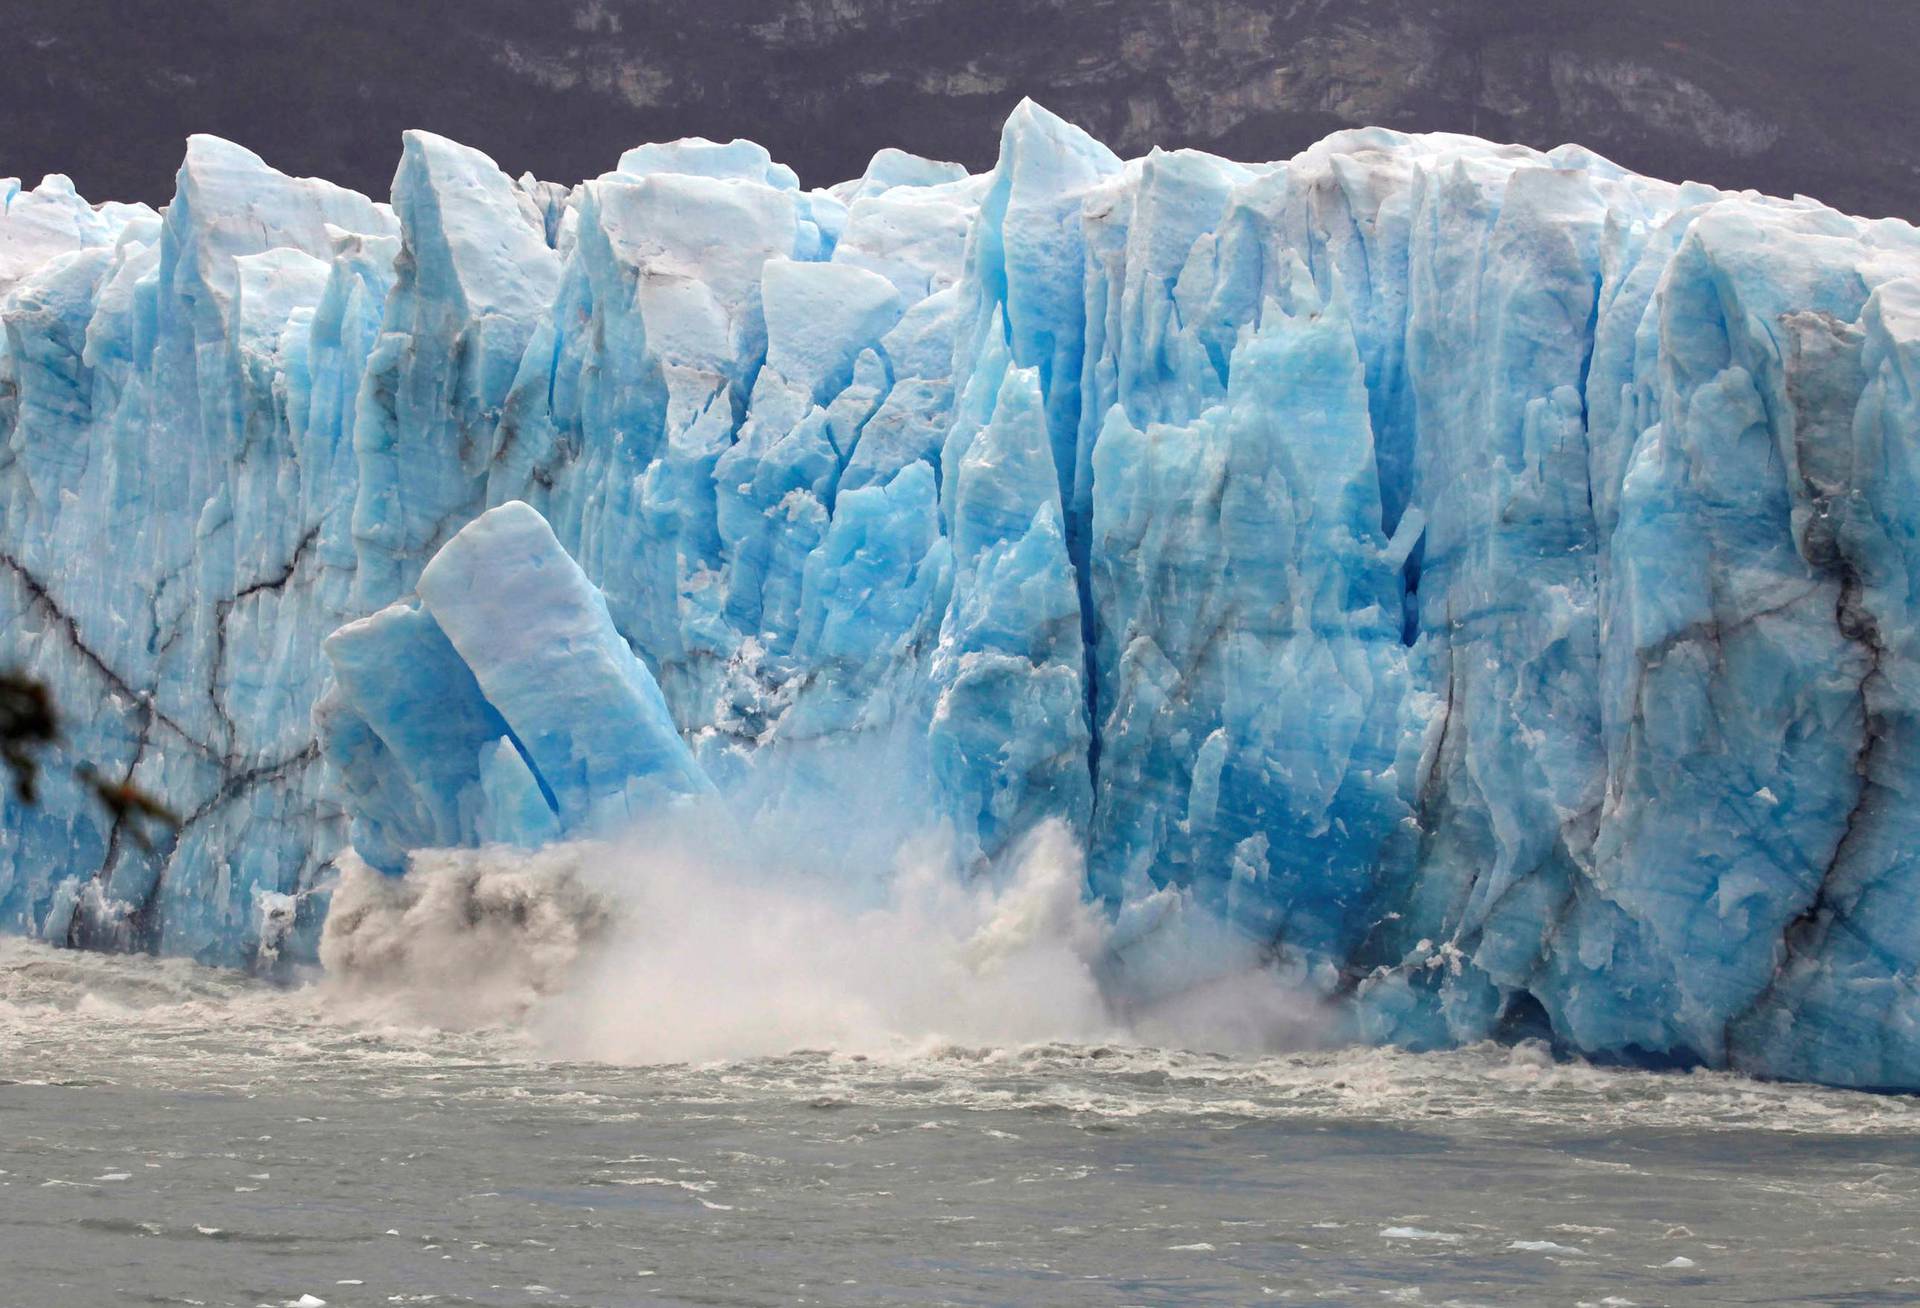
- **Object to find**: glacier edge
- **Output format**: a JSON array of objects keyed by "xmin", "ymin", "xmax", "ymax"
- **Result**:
[{"xmin": 6, "ymin": 103, "xmax": 1920, "ymax": 1087}]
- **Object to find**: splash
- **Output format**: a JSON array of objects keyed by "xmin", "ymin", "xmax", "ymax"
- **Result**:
[
  {"xmin": 318, "ymin": 842, "xmax": 613, "ymax": 1030},
  {"xmin": 317, "ymin": 803, "xmax": 1335, "ymax": 1065}
]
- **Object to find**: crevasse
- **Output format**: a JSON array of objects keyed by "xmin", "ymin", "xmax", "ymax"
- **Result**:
[{"xmin": 6, "ymin": 103, "xmax": 1920, "ymax": 1088}]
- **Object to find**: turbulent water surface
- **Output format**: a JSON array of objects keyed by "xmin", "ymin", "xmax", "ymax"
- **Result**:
[{"xmin": 4, "ymin": 939, "xmax": 1919, "ymax": 1307}]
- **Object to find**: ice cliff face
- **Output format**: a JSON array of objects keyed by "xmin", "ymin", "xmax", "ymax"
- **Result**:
[{"xmin": 8, "ymin": 104, "xmax": 1920, "ymax": 1088}]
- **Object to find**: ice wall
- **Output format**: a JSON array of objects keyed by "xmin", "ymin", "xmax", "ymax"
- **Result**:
[{"xmin": 7, "ymin": 106, "xmax": 1920, "ymax": 1087}]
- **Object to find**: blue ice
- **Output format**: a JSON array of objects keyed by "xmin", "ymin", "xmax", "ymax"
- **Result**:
[{"xmin": 6, "ymin": 103, "xmax": 1920, "ymax": 1088}]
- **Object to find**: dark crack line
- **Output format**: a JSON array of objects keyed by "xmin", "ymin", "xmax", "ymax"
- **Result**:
[
  {"xmin": 0, "ymin": 551, "xmax": 218, "ymax": 760},
  {"xmin": 1725, "ymin": 567, "xmax": 1887, "ymax": 1061},
  {"xmin": 127, "ymin": 740, "xmax": 323, "ymax": 952},
  {"xmin": 61, "ymin": 711, "xmax": 157, "ymax": 950},
  {"xmin": 207, "ymin": 524, "xmax": 321, "ymax": 750}
]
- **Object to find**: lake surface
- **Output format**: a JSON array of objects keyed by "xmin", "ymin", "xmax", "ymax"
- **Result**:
[{"xmin": 3, "ymin": 937, "xmax": 1918, "ymax": 1307}]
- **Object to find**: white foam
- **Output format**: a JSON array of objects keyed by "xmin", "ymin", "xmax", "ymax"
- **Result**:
[
  {"xmin": 7, "ymin": 934, "xmax": 1920, "ymax": 1136},
  {"xmin": 1380, "ymin": 1226, "xmax": 1463, "ymax": 1243}
]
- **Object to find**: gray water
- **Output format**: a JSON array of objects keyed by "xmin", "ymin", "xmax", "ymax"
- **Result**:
[{"xmin": 4, "ymin": 938, "xmax": 1920, "ymax": 1308}]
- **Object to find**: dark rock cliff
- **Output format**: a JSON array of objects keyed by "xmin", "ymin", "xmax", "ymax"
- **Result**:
[{"xmin": 7, "ymin": 0, "xmax": 1918, "ymax": 220}]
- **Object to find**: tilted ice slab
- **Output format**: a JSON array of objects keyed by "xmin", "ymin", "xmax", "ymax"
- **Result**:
[
  {"xmin": 7, "ymin": 104, "xmax": 1920, "ymax": 1087},
  {"xmin": 319, "ymin": 500, "xmax": 713, "ymax": 871}
]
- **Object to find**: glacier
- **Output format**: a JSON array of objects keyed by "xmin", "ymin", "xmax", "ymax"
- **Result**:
[{"xmin": 7, "ymin": 102, "xmax": 1920, "ymax": 1088}]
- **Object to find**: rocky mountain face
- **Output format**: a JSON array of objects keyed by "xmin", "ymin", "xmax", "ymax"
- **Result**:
[{"xmin": 7, "ymin": 0, "xmax": 1919, "ymax": 216}]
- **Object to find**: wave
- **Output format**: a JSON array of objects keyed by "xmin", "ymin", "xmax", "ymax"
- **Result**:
[{"xmin": 5, "ymin": 932, "xmax": 1917, "ymax": 1136}]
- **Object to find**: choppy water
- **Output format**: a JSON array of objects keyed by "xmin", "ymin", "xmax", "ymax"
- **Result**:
[{"xmin": 4, "ymin": 938, "xmax": 1920, "ymax": 1307}]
